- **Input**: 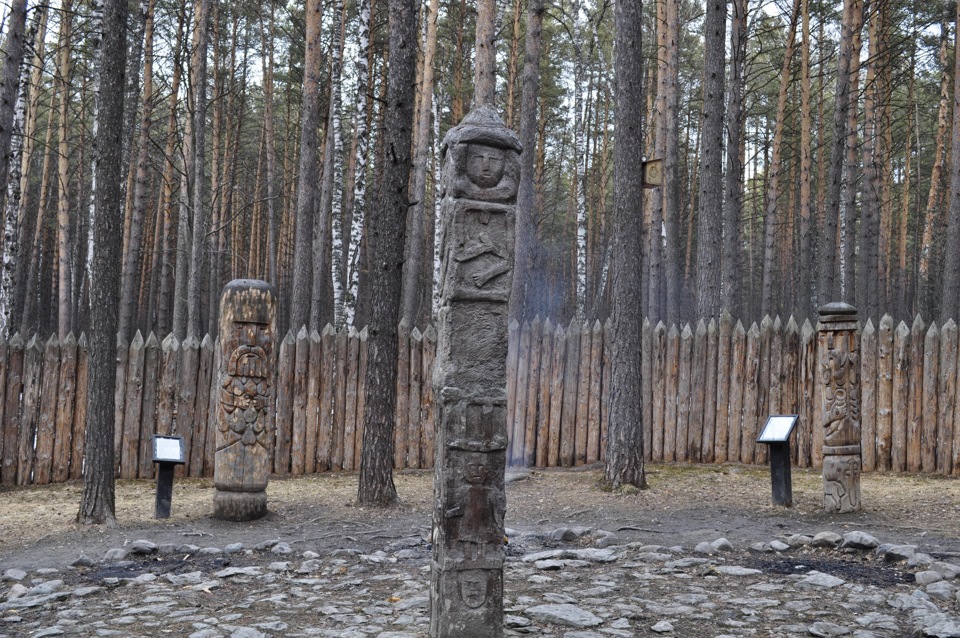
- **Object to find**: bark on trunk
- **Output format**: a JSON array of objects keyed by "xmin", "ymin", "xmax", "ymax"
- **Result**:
[
  {"xmin": 605, "ymin": 0, "xmax": 645, "ymax": 489},
  {"xmin": 357, "ymin": 0, "xmax": 417, "ymax": 507},
  {"xmin": 290, "ymin": 0, "xmax": 323, "ymax": 332},
  {"xmin": 78, "ymin": 0, "xmax": 128, "ymax": 526}
]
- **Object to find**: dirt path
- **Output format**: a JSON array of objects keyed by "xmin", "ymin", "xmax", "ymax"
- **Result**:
[{"xmin": 2, "ymin": 464, "xmax": 959, "ymax": 572}]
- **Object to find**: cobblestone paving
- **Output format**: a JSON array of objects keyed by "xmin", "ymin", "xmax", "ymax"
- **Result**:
[{"xmin": 2, "ymin": 527, "xmax": 959, "ymax": 637}]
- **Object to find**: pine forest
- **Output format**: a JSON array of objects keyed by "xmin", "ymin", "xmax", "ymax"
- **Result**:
[{"xmin": 0, "ymin": 0, "xmax": 958, "ymax": 343}]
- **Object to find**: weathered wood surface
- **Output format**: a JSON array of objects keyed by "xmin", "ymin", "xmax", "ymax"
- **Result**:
[
  {"xmin": 393, "ymin": 320, "xmax": 410, "ymax": 470},
  {"xmin": 274, "ymin": 331, "xmax": 295, "ymax": 475},
  {"xmin": 18, "ymin": 337, "xmax": 43, "ymax": 486},
  {"xmin": 575, "ymin": 322, "xmax": 592, "ymax": 465},
  {"xmin": 70, "ymin": 335, "xmax": 89, "ymax": 480},
  {"xmin": 9, "ymin": 311, "xmax": 960, "ymax": 485},
  {"xmin": 34, "ymin": 336, "xmax": 61, "ymax": 485},
  {"xmin": 291, "ymin": 327, "xmax": 310, "ymax": 475},
  {"xmin": 305, "ymin": 329, "xmax": 322, "ymax": 475},
  {"xmin": 113, "ymin": 336, "xmax": 129, "ymax": 477},
  {"xmin": 861, "ymin": 320, "xmax": 878, "ymax": 472},
  {"xmin": 525, "ymin": 319, "xmax": 544, "ymax": 467},
  {"xmin": 52, "ymin": 333, "xmax": 78, "ymax": 483}
]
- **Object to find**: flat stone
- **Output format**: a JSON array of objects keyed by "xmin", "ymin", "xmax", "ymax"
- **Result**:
[
  {"xmin": 910, "ymin": 554, "xmax": 936, "ymax": 568},
  {"xmin": 523, "ymin": 549, "xmax": 565, "ymax": 563},
  {"xmin": 535, "ymin": 560, "xmax": 565, "ymax": 570},
  {"xmin": 229, "ymin": 628, "xmax": 266, "ymax": 638},
  {"xmin": 176, "ymin": 544, "xmax": 200, "ymax": 554},
  {"xmin": 694, "ymin": 542, "xmax": 716, "ymax": 555},
  {"xmin": 31, "ymin": 628, "xmax": 65, "ymax": 637},
  {"xmin": 809, "ymin": 621, "xmax": 852, "ymax": 636},
  {"xmin": 255, "ymin": 539, "xmax": 281, "ymax": 550},
  {"xmin": 567, "ymin": 548, "xmax": 618, "ymax": 563},
  {"xmin": 711, "ymin": 538, "xmax": 734, "ymax": 552},
  {"xmin": 70, "ymin": 555, "xmax": 95, "ymax": 568},
  {"xmin": 841, "ymin": 532, "xmax": 880, "ymax": 550},
  {"xmin": 550, "ymin": 528, "xmax": 577, "ymax": 542},
  {"xmin": 917, "ymin": 571, "xmax": 944, "ymax": 586},
  {"xmin": 715, "ymin": 566, "xmax": 763, "ymax": 576},
  {"xmin": 224, "ymin": 543, "xmax": 245, "ymax": 554},
  {"xmin": 879, "ymin": 544, "xmax": 917, "ymax": 562},
  {"xmin": 651, "ymin": 620, "xmax": 674, "ymax": 633},
  {"xmin": 811, "ymin": 532, "xmax": 843, "ymax": 548},
  {"xmin": 932, "ymin": 562, "xmax": 960, "ymax": 580},
  {"xmin": 787, "ymin": 534, "xmax": 813, "ymax": 547},
  {"xmin": 525, "ymin": 603, "xmax": 603, "ymax": 628},
  {"xmin": 271, "ymin": 543, "xmax": 293, "ymax": 555},
  {"xmin": 797, "ymin": 571, "xmax": 845, "ymax": 589},
  {"xmin": 129, "ymin": 540, "xmax": 158, "ymax": 554},
  {"xmin": 926, "ymin": 581, "xmax": 956, "ymax": 602},
  {"xmin": 595, "ymin": 534, "xmax": 621, "ymax": 549},
  {"xmin": 103, "ymin": 548, "xmax": 127, "ymax": 560},
  {"xmin": 214, "ymin": 567, "xmax": 262, "ymax": 578},
  {"xmin": 2, "ymin": 569, "xmax": 26, "ymax": 582},
  {"xmin": 769, "ymin": 540, "xmax": 790, "ymax": 552},
  {"xmin": 919, "ymin": 616, "xmax": 960, "ymax": 638}
]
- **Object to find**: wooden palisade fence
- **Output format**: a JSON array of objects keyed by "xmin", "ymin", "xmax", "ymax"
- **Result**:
[{"xmin": 1, "ymin": 313, "xmax": 959, "ymax": 487}]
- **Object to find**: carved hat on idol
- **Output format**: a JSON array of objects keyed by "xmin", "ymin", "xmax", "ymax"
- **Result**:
[{"xmin": 441, "ymin": 105, "xmax": 523, "ymax": 157}]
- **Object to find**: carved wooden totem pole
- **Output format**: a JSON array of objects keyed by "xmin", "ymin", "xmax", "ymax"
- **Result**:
[
  {"xmin": 430, "ymin": 106, "xmax": 521, "ymax": 637},
  {"xmin": 818, "ymin": 302, "xmax": 862, "ymax": 513},
  {"xmin": 213, "ymin": 279, "xmax": 277, "ymax": 521}
]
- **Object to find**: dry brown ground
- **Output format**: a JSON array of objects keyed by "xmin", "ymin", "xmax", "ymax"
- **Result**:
[{"xmin": 1, "ymin": 464, "xmax": 959, "ymax": 571}]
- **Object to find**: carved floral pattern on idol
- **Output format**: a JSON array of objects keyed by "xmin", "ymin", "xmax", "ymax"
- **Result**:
[
  {"xmin": 820, "ymin": 348, "xmax": 860, "ymax": 447},
  {"xmin": 219, "ymin": 335, "xmax": 272, "ymax": 450}
]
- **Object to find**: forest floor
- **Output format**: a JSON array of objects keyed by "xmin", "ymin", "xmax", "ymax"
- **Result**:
[{"xmin": 2, "ymin": 463, "xmax": 959, "ymax": 571}]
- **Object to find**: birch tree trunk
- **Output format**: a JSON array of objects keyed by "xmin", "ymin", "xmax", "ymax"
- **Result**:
[
  {"xmin": 317, "ymin": 0, "xmax": 346, "ymax": 330},
  {"xmin": 343, "ymin": 0, "xmax": 373, "ymax": 328},
  {"xmin": 0, "ymin": 0, "xmax": 38, "ymax": 336}
]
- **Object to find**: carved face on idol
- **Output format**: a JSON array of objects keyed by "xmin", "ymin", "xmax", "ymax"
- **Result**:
[{"xmin": 466, "ymin": 144, "xmax": 506, "ymax": 189}]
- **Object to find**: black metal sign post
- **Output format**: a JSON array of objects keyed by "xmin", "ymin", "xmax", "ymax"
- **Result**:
[
  {"xmin": 757, "ymin": 415, "xmax": 799, "ymax": 507},
  {"xmin": 153, "ymin": 435, "xmax": 186, "ymax": 518}
]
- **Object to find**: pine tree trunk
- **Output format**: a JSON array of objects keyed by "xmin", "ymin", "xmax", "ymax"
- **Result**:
[
  {"xmin": 186, "ymin": 0, "xmax": 213, "ymax": 338},
  {"xmin": 722, "ymin": 0, "xmax": 746, "ymax": 317},
  {"xmin": 941, "ymin": 0, "xmax": 960, "ymax": 320},
  {"xmin": 918, "ymin": 15, "xmax": 951, "ymax": 318},
  {"xmin": 118, "ymin": 0, "xmax": 156, "ymax": 340},
  {"xmin": 821, "ymin": 0, "xmax": 861, "ymax": 305},
  {"xmin": 760, "ymin": 0, "xmax": 800, "ymax": 317},
  {"xmin": 840, "ymin": 4, "xmax": 862, "ymax": 304},
  {"xmin": 56, "ymin": 3, "xmax": 75, "ymax": 338},
  {"xmin": 605, "ymin": 0, "xmax": 645, "ymax": 489},
  {"xmin": 259, "ymin": 3, "xmax": 279, "ymax": 286},
  {"xmin": 78, "ymin": 0, "xmax": 128, "ymax": 526},
  {"xmin": 797, "ymin": 0, "xmax": 813, "ymax": 318},
  {"xmin": 509, "ymin": 0, "xmax": 544, "ymax": 323},
  {"xmin": 358, "ymin": 0, "xmax": 417, "ymax": 507},
  {"xmin": 290, "ymin": 0, "xmax": 323, "ymax": 332},
  {"xmin": 473, "ymin": 0, "xmax": 496, "ymax": 107},
  {"xmin": 401, "ymin": 0, "xmax": 439, "ymax": 326},
  {"xmin": 696, "ymin": 0, "xmax": 726, "ymax": 318}
]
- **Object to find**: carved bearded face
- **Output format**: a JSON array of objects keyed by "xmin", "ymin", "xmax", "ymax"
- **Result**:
[{"xmin": 466, "ymin": 145, "xmax": 506, "ymax": 189}]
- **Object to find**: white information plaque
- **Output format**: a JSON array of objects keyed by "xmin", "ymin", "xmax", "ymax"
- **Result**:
[
  {"xmin": 153, "ymin": 435, "xmax": 185, "ymax": 463},
  {"xmin": 756, "ymin": 415, "xmax": 799, "ymax": 444}
]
